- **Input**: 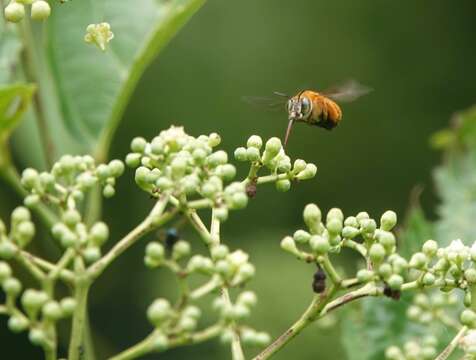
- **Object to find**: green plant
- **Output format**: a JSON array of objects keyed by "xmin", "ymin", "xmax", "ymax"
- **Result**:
[{"xmin": 2, "ymin": 2, "xmax": 476, "ymax": 360}]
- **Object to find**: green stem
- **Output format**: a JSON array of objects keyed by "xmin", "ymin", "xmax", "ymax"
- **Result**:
[
  {"xmin": 87, "ymin": 196, "xmax": 175, "ymax": 279},
  {"xmin": 84, "ymin": 184, "xmax": 103, "ymax": 226},
  {"xmin": 68, "ymin": 260, "xmax": 91, "ymax": 360},
  {"xmin": 15, "ymin": 249, "xmax": 46, "ymax": 281},
  {"xmin": 190, "ymin": 275, "xmax": 221, "ymax": 299},
  {"xmin": 20, "ymin": 250, "xmax": 75, "ymax": 283},
  {"xmin": 253, "ymin": 283, "xmax": 380, "ymax": 360},
  {"xmin": 209, "ymin": 209, "xmax": 244, "ymax": 360},
  {"xmin": 109, "ymin": 324, "xmax": 223, "ymax": 360},
  {"xmin": 318, "ymin": 255, "xmax": 342, "ymax": 285},
  {"xmin": 19, "ymin": 18, "xmax": 55, "ymax": 167},
  {"xmin": 435, "ymin": 326, "xmax": 468, "ymax": 360}
]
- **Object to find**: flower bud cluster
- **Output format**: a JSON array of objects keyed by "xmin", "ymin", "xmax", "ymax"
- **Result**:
[
  {"xmin": 215, "ymin": 290, "xmax": 270, "ymax": 347},
  {"xmin": 4, "ymin": 0, "xmax": 51, "ymax": 23},
  {"xmin": 84, "ymin": 22, "xmax": 114, "ymax": 51},
  {"xmin": 0, "ymin": 259, "xmax": 77, "ymax": 346},
  {"xmin": 127, "ymin": 127, "xmax": 248, "ymax": 215},
  {"xmin": 0, "ymin": 207, "xmax": 35, "ymax": 258},
  {"xmin": 52, "ymin": 218, "xmax": 109, "ymax": 262},
  {"xmin": 406, "ymin": 292, "xmax": 457, "ymax": 325},
  {"xmin": 145, "ymin": 239, "xmax": 255, "ymax": 287},
  {"xmin": 21, "ymin": 155, "xmax": 124, "ymax": 209},
  {"xmin": 461, "ymin": 329, "xmax": 476, "ymax": 357},
  {"xmin": 385, "ymin": 336, "xmax": 437, "ymax": 360},
  {"xmin": 235, "ymin": 135, "xmax": 317, "ymax": 193}
]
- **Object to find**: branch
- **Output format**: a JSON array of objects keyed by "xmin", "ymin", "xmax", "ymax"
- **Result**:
[{"xmin": 435, "ymin": 326, "xmax": 467, "ymax": 360}]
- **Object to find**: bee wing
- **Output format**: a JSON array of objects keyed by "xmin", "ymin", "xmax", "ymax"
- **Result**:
[
  {"xmin": 242, "ymin": 93, "xmax": 289, "ymax": 112},
  {"xmin": 322, "ymin": 80, "xmax": 373, "ymax": 103}
]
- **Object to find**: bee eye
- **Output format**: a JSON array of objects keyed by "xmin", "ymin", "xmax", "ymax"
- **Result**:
[{"xmin": 301, "ymin": 98, "xmax": 311, "ymax": 113}]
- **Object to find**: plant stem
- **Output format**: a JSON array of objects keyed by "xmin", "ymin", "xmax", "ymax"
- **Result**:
[
  {"xmin": 87, "ymin": 196, "xmax": 176, "ymax": 279},
  {"xmin": 20, "ymin": 250, "xmax": 75, "ymax": 283},
  {"xmin": 209, "ymin": 209, "xmax": 244, "ymax": 360},
  {"xmin": 68, "ymin": 258, "xmax": 91, "ymax": 360},
  {"xmin": 190, "ymin": 275, "xmax": 221, "ymax": 299},
  {"xmin": 435, "ymin": 326, "xmax": 468, "ymax": 360},
  {"xmin": 109, "ymin": 324, "xmax": 223, "ymax": 360}
]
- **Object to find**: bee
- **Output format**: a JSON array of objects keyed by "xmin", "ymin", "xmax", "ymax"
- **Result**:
[{"xmin": 245, "ymin": 80, "xmax": 372, "ymax": 146}]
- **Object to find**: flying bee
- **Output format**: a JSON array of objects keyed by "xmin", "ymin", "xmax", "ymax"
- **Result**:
[{"xmin": 244, "ymin": 80, "xmax": 372, "ymax": 146}]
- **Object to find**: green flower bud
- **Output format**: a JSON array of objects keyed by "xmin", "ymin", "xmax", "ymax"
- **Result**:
[
  {"xmin": 385, "ymin": 346, "xmax": 403, "ymax": 360},
  {"xmin": 310, "ymin": 235, "xmax": 330, "ymax": 254},
  {"xmin": 293, "ymin": 159, "xmax": 307, "ymax": 173},
  {"xmin": 275, "ymin": 179, "xmax": 291, "ymax": 192},
  {"xmin": 21, "ymin": 168, "xmax": 39, "ymax": 189},
  {"xmin": 42, "ymin": 301, "xmax": 63, "ymax": 321},
  {"xmin": 369, "ymin": 243, "xmax": 386, "ymax": 263},
  {"xmin": 15, "ymin": 221, "xmax": 35, "ymax": 247},
  {"xmin": 3, "ymin": 277, "xmax": 21, "ymax": 296},
  {"xmin": 146, "ymin": 242, "xmax": 164, "ymax": 262},
  {"xmin": 230, "ymin": 192, "xmax": 248, "ymax": 209},
  {"xmin": 409, "ymin": 252, "xmax": 427, "ymax": 270},
  {"xmin": 247, "ymin": 135, "xmax": 263, "ymax": 149},
  {"xmin": 0, "ymin": 261, "xmax": 12, "ymax": 282},
  {"xmin": 414, "ymin": 294, "xmax": 429, "ymax": 308},
  {"xmin": 187, "ymin": 255, "xmax": 214, "ymax": 274},
  {"xmin": 4, "ymin": 1, "xmax": 25, "ymax": 23},
  {"xmin": 60, "ymin": 298, "xmax": 77, "ymax": 316},
  {"xmin": 246, "ymin": 147, "xmax": 260, "ymax": 161},
  {"xmin": 379, "ymin": 263, "xmax": 393, "ymax": 279},
  {"xmin": 378, "ymin": 231, "xmax": 396, "ymax": 249},
  {"xmin": 360, "ymin": 218, "xmax": 377, "ymax": 233},
  {"xmin": 172, "ymin": 240, "xmax": 191, "ymax": 260},
  {"xmin": 170, "ymin": 157, "xmax": 187, "ymax": 178},
  {"xmin": 62, "ymin": 209, "xmax": 81, "ymax": 227},
  {"xmin": 235, "ymin": 263, "xmax": 255, "ymax": 282},
  {"xmin": 406, "ymin": 305, "xmax": 422, "ymax": 321},
  {"xmin": 147, "ymin": 298, "xmax": 171, "ymax": 326},
  {"xmin": 207, "ymin": 151, "xmax": 228, "ymax": 167},
  {"xmin": 156, "ymin": 177, "xmax": 173, "ymax": 191},
  {"xmin": 344, "ymin": 216, "xmax": 359, "ymax": 228},
  {"xmin": 277, "ymin": 157, "xmax": 292, "ymax": 173},
  {"xmin": 89, "ymin": 222, "xmax": 109, "ymax": 246},
  {"xmin": 234, "ymin": 147, "xmax": 247, "ymax": 161},
  {"xmin": 131, "ymin": 137, "xmax": 147, "ymax": 153},
  {"xmin": 327, "ymin": 208, "xmax": 344, "ymax": 222},
  {"xmin": 296, "ymin": 163, "xmax": 317, "ymax": 180},
  {"xmin": 211, "ymin": 244, "xmax": 229, "ymax": 261},
  {"xmin": 461, "ymin": 309, "xmax": 476, "ymax": 327},
  {"xmin": 293, "ymin": 230, "xmax": 311, "ymax": 244},
  {"xmin": 125, "ymin": 153, "xmax": 141, "ymax": 167},
  {"xmin": 208, "ymin": 133, "xmax": 221, "ymax": 147},
  {"xmin": 264, "ymin": 137, "xmax": 282, "ymax": 157},
  {"xmin": 83, "ymin": 247, "xmax": 101, "ymax": 263},
  {"xmin": 135, "ymin": 166, "xmax": 150, "ymax": 185},
  {"xmin": 24, "ymin": 194, "xmax": 40, "ymax": 207},
  {"xmin": 230, "ymin": 304, "xmax": 250, "ymax": 320},
  {"xmin": 220, "ymin": 329, "xmax": 234, "ymax": 344},
  {"xmin": 108, "ymin": 160, "xmax": 125, "ymax": 177},
  {"xmin": 103, "ymin": 184, "xmax": 115, "ymax": 198},
  {"xmin": 422, "ymin": 240, "xmax": 438, "ymax": 257},
  {"xmin": 342, "ymin": 226, "xmax": 359, "ymax": 239},
  {"xmin": 29, "ymin": 328, "xmax": 46, "ymax": 346},
  {"xmin": 380, "ymin": 210, "xmax": 397, "ymax": 231},
  {"xmin": 327, "ymin": 218, "xmax": 343, "ymax": 235},
  {"xmin": 22, "ymin": 289, "xmax": 49, "ymax": 311},
  {"xmin": 8, "ymin": 315, "xmax": 28, "ymax": 333},
  {"xmin": 178, "ymin": 316, "xmax": 197, "ymax": 332},
  {"xmin": 465, "ymin": 268, "xmax": 476, "ymax": 284},
  {"xmin": 280, "ymin": 236, "xmax": 298, "ymax": 254},
  {"xmin": 387, "ymin": 274, "xmax": 403, "ymax": 290},
  {"xmin": 183, "ymin": 306, "xmax": 201, "ymax": 320},
  {"xmin": 12, "ymin": 207, "xmax": 31, "ymax": 224},
  {"xmin": 152, "ymin": 332, "xmax": 169, "ymax": 351},
  {"xmin": 357, "ymin": 269, "xmax": 374, "ymax": 283},
  {"xmin": 215, "ymin": 259, "xmax": 232, "ymax": 277},
  {"xmin": 422, "ymin": 272, "xmax": 435, "ymax": 286},
  {"xmin": 303, "ymin": 203, "xmax": 321, "ymax": 231},
  {"xmin": 219, "ymin": 164, "xmax": 237, "ymax": 181},
  {"xmin": 356, "ymin": 212, "xmax": 370, "ymax": 222},
  {"xmin": 237, "ymin": 291, "xmax": 257, "ymax": 308},
  {"xmin": 30, "ymin": 0, "xmax": 50, "ymax": 21},
  {"xmin": 0, "ymin": 242, "xmax": 16, "ymax": 259}
]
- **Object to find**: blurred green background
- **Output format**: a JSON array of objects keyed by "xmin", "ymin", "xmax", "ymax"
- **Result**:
[{"xmin": 2, "ymin": 0, "xmax": 476, "ymax": 358}]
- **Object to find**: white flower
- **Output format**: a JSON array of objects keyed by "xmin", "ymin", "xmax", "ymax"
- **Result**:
[
  {"xmin": 227, "ymin": 250, "xmax": 249, "ymax": 268},
  {"xmin": 461, "ymin": 330, "xmax": 476, "ymax": 351}
]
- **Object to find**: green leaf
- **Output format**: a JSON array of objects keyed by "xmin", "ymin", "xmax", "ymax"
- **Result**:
[
  {"xmin": 0, "ymin": 83, "xmax": 36, "ymax": 140},
  {"xmin": 342, "ymin": 295, "xmax": 424, "ymax": 360},
  {"xmin": 40, "ymin": 0, "xmax": 206, "ymax": 159}
]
